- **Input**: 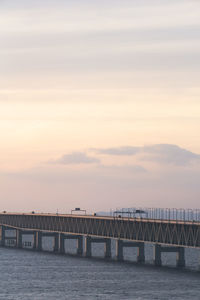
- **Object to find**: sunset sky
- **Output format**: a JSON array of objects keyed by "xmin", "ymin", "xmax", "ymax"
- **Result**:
[{"xmin": 0, "ymin": 0, "xmax": 200, "ymax": 212}]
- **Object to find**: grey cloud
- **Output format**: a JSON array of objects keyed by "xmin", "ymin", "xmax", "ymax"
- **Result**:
[
  {"xmin": 93, "ymin": 146, "xmax": 140, "ymax": 156},
  {"xmin": 141, "ymin": 144, "xmax": 200, "ymax": 165},
  {"xmin": 51, "ymin": 152, "xmax": 100, "ymax": 165},
  {"xmin": 94, "ymin": 144, "xmax": 200, "ymax": 166}
]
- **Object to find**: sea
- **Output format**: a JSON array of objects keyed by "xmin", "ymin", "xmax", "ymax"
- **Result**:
[{"xmin": 0, "ymin": 234, "xmax": 200, "ymax": 300}]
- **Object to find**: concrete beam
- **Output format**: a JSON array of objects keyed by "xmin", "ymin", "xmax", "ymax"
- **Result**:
[
  {"xmin": 18, "ymin": 231, "xmax": 36, "ymax": 235},
  {"xmin": 63, "ymin": 234, "xmax": 82, "ymax": 240},
  {"xmin": 39, "ymin": 232, "xmax": 58, "ymax": 237}
]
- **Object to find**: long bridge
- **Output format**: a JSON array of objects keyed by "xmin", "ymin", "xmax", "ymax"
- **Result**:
[{"xmin": 0, "ymin": 212, "xmax": 200, "ymax": 268}]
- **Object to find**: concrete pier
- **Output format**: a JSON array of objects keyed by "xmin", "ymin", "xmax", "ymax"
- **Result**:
[
  {"xmin": 33, "ymin": 232, "xmax": 37, "ymax": 250},
  {"xmin": 35, "ymin": 231, "xmax": 42, "ymax": 251},
  {"xmin": 53, "ymin": 233, "xmax": 59, "ymax": 253},
  {"xmin": 154, "ymin": 244, "xmax": 162, "ymax": 266},
  {"xmin": 85, "ymin": 236, "xmax": 92, "ymax": 257},
  {"xmin": 35, "ymin": 231, "xmax": 60, "ymax": 252},
  {"xmin": 59, "ymin": 234, "xmax": 83, "ymax": 255},
  {"xmin": 85, "ymin": 236, "xmax": 111, "ymax": 258},
  {"xmin": 16, "ymin": 229, "xmax": 22, "ymax": 248},
  {"xmin": 116, "ymin": 240, "xmax": 145, "ymax": 262},
  {"xmin": 154, "ymin": 244, "xmax": 185, "ymax": 267},
  {"xmin": 77, "ymin": 236, "xmax": 83, "ymax": 255},
  {"xmin": 0, "ymin": 226, "xmax": 5, "ymax": 247},
  {"xmin": 59, "ymin": 233, "xmax": 65, "ymax": 254},
  {"xmin": 176, "ymin": 247, "xmax": 185, "ymax": 268}
]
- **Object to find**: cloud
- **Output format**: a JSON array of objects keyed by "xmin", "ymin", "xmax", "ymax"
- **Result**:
[
  {"xmin": 94, "ymin": 144, "xmax": 200, "ymax": 166},
  {"xmin": 140, "ymin": 144, "xmax": 200, "ymax": 165},
  {"xmin": 50, "ymin": 152, "xmax": 100, "ymax": 165},
  {"xmin": 93, "ymin": 146, "xmax": 140, "ymax": 155}
]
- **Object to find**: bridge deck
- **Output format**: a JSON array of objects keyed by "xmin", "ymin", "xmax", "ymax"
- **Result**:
[{"xmin": 0, "ymin": 213, "xmax": 200, "ymax": 248}]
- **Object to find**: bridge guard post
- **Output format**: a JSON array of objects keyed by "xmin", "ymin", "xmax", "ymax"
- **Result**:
[
  {"xmin": 16, "ymin": 229, "xmax": 22, "ymax": 248},
  {"xmin": 77, "ymin": 236, "xmax": 83, "ymax": 256},
  {"xmin": 116, "ymin": 240, "xmax": 123, "ymax": 261},
  {"xmin": 53, "ymin": 233, "xmax": 59, "ymax": 253},
  {"xmin": 85, "ymin": 236, "xmax": 92, "ymax": 257},
  {"xmin": 176, "ymin": 247, "xmax": 185, "ymax": 268},
  {"xmin": 0, "ymin": 225, "xmax": 5, "ymax": 247},
  {"xmin": 154, "ymin": 244, "xmax": 162, "ymax": 266},
  {"xmin": 59, "ymin": 233, "xmax": 65, "ymax": 254}
]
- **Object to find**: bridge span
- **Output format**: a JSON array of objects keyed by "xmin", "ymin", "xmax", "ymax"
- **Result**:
[{"xmin": 0, "ymin": 212, "xmax": 200, "ymax": 268}]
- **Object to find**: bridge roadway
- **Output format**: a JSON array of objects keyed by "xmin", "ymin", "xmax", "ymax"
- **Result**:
[{"xmin": 0, "ymin": 212, "xmax": 200, "ymax": 267}]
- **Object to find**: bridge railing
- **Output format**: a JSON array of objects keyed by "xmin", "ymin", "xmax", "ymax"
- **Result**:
[{"xmin": 110, "ymin": 207, "xmax": 200, "ymax": 222}]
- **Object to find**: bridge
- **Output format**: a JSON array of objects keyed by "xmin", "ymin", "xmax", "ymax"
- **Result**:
[{"xmin": 0, "ymin": 212, "xmax": 200, "ymax": 268}]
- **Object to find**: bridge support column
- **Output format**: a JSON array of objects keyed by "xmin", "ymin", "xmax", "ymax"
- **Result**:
[
  {"xmin": 137, "ymin": 242, "xmax": 145, "ymax": 263},
  {"xmin": 0, "ymin": 226, "xmax": 5, "ymax": 247},
  {"xmin": 77, "ymin": 236, "xmax": 83, "ymax": 256},
  {"xmin": 154, "ymin": 244, "xmax": 185, "ymax": 268},
  {"xmin": 104, "ymin": 239, "xmax": 111, "ymax": 258},
  {"xmin": 116, "ymin": 240, "xmax": 145, "ymax": 262},
  {"xmin": 85, "ymin": 236, "xmax": 92, "ymax": 257},
  {"xmin": 154, "ymin": 244, "xmax": 162, "ymax": 266},
  {"xmin": 35, "ymin": 231, "xmax": 42, "ymax": 251},
  {"xmin": 33, "ymin": 232, "xmax": 37, "ymax": 250},
  {"xmin": 116, "ymin": 240, "xmax": 123, "ymax": 261},
  {"xmin": 53, "ymin": 233, "xmax": 59, "ymax": 253},
  {"xmin": 176, "ymin": 247, "xmax": 185, "ymax": 268},
  {"xmin": 59, "ymin": 233, "xmax": 65, "ymax": 254},
  {"xmin": 16, "ymin": 229, "xmax": 23, "ymax": 248}
]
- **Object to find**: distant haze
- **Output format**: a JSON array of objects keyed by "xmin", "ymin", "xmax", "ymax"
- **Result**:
[{"xmin": 0, "ymin": 0, "xmax": 200, "ymax": 212}]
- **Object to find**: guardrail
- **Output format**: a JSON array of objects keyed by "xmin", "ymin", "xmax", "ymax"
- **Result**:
[{"xmin": 110, "ymin": 207, "xmax": 200, "ymax": 222}]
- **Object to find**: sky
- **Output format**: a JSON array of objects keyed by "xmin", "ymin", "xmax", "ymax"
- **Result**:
[{"xmin": 0, "ymin": 0, "xmax": 200, "ymax": 213}]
